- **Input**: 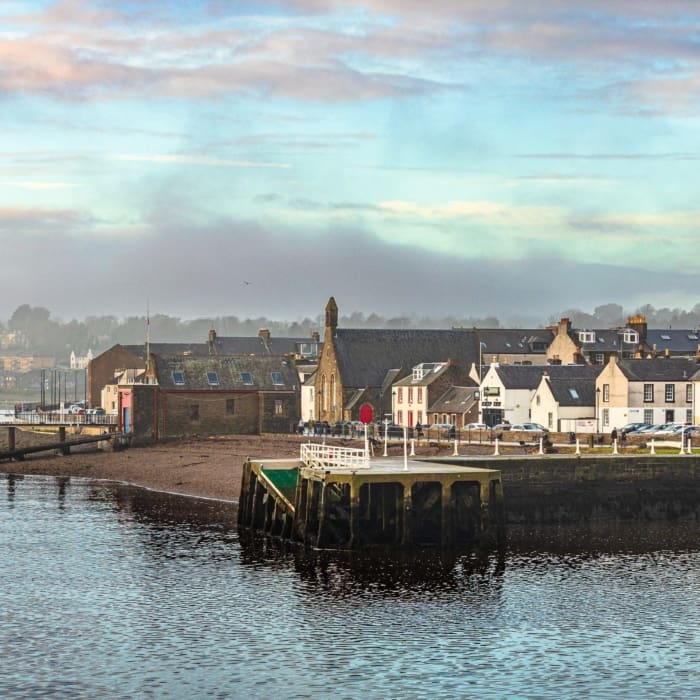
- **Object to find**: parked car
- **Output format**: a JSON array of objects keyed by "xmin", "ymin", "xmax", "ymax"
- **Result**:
[
  {"xmin": 510, "ymin": 423, "xmax": 548, "ymax": 432},
  {"xmin": 67, "ymin": 404, "xmax": 85, "ymax": 414},
  {"xmin": 465, "ymin": 422, "xmax": 488, "ymax": 431},
  {"xmin": 620, "ymin": 422, "xmax": 649, "ymax": 436},
  {"xmin": 382, "ymin": 424, "xmax": 414, "ymax": 439},
  {"xmin": 87, "ymin": 407, "xmax": 106, "ymax": 416},
  {"xmin": 429, "ymin": 423, "xmax": 456, "ymax": 438},
  {"xmin": 491, "ymin": 423, "xmax": 512, "ymax": 432}
]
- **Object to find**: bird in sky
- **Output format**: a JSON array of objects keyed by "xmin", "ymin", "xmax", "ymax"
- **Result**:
[{"xmin": 243, "ymin": 280, "xmax": 252, "ymax": 285}]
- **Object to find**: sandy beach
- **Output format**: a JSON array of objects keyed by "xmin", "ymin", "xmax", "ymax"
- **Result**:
[{"xmin": 1, "ymin": 428, "xmax": 480, "ymax": 502}]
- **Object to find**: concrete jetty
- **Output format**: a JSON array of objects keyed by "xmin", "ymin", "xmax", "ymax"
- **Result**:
[{"xmin": 238, "ymin": 443, "xmax": 504, "ymax": 548}]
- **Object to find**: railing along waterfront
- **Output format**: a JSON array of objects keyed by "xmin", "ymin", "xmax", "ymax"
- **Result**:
[
  {"xmin": 12, "ymin": 411, "xmax": 118, "ymax": 427},
  {"xmin": 300, "ymin": 442, "xmax": 370, "ymax": 469}
]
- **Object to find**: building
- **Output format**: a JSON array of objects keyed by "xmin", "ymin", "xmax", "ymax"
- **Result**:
[
  {"xmin": 530, "ymin": 371, "xmax": 599, "ymax": 433},
  {"xmin": 120, "ymin": 354, "xmax": 300, "ymax": 442},
  {"xmin": 314, "ymin": 297, "xmax": 478, "ymax": 424},
  {"xmin": 595, "ymin": 356, "xmax": 698, "ymax": 432},
  {"xmin": 392, "ymin": 361, "xmax": 474, "ymax": 428},
  {"xmin": 427, "ymin": 385, "xmax": 480, "ymax": 428},
  {"xmin": 89, "ymin": 328, "xmax": 321, "ymax": 410},
  {"xmin": 480, "ymin": 363, "xmax": 600, "ymax": 427}
]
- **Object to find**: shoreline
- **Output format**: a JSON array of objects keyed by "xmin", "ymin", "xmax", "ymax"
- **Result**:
[{"xmin": 1, "ymin": 431, "xmax": 471, "ymax": 502}]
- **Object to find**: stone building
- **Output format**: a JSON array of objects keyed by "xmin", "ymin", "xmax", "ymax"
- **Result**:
[
  {"xmin": 120, "ymin": 354, "xmax": 300, "ymax": 443},
  {"xmin": 314, "ymin": 297, "xmax": 478, "ymax": 424}
]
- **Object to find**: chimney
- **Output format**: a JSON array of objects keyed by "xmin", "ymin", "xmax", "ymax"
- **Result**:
[
  {"xmin": 258, "ymin": 328, "xmax": 271, "ymax": 352},
  {"xmin": 447, "ymin": 357, "xmax": 457, "ymax": 366},
  {"xmin": 207, "ymin": 329, "xmax": 217, "ymax": 355},
  {"xmin": 627, "ymin": 315, "xmax": 648, "ymax": 342},
  {"xmin": 311, "ymin": 331, "xmax": 320, "ymax": 342},
  {"xmin": 664, "ymin": 347, "xmax": 670, "ymax": 358},
  {"xmin": 558, "ymin": 317, "xmax": 571, "ymax": 336}
]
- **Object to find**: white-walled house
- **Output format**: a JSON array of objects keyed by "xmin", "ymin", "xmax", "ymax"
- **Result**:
[
  {"xmin": 480, "ymin": 363, "xmax": 601, "ymax": 427},
  {"xmin": 530, "ymin": 371, "xmax": 599, "ymax": 433},
  {"xmin": 595, "ymin": 356, "xmax": 698, "ymax": 431}
]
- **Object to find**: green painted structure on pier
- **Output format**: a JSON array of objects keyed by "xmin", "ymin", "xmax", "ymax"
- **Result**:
[{"xmin": 238, "ymin": 449, "xmax": 505, "ymax": 549}]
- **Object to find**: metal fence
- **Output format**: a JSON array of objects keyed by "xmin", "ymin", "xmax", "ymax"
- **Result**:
[{"xmin": 300, "ymin": 442, "xmax": 370, "ymax": 469}]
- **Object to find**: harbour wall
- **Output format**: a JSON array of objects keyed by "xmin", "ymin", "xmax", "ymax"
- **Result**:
[{"xmin": 435, "ymin": 456, "xmax": 700, "ymax": 525}]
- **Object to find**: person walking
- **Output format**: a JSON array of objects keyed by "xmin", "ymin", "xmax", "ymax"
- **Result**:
[{"xmin": 610, "ymin": 427, "xmax": 618, "ymax": 444}]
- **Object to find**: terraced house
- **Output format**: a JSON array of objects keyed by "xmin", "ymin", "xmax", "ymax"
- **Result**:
[{"xmin": 595, "ymin": 357, "xmax": 699, "ymax": 431}]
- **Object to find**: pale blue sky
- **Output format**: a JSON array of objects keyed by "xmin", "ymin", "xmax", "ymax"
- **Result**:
[{"xmin": 1, "ymin": 1, "xmax": 699, "ymax": 324}]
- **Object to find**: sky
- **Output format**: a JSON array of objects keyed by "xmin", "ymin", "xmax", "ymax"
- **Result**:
[{"xmin": 2, "ymin": 0, "xmax": 700, "ymax": 326}]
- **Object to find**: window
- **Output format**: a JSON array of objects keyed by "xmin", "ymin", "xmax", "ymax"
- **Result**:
[
  {"xmin": 687, "ymin": 409, "xmax": 693, "ymax": 423},
  {"xmin": 417, "ymin": 411, "xmax": 423, "ymax": 424},
  {"xmin": 568, "ymin": 388, "xmax": 579, "ymax": 400},
  {"xmin": 548, "ymin": 412, "xmax": 553, "ymax": 429},
  {"xmin": 688, "ymin": 334, "xmax": 698, "ymax": 341},
  {"xmin": 687, "ymin": 384, "xmax": 693, "ymax": 403},
  {"xmin": 397, "ymin": 387, "xmax": 403, "ymax": 403},
  {"xmin": 579, "ymin": 331, "xmax": 595, "ymax": 343},
  {"xmin": 330, "ymin": 374, "xmax": 336, "ymax": 410},
  {"xmin": 660, "ymin": 334, "xmax": 671, "ymax": 341},
  {"xmin": 644, "ymin": 409, "xmax": 653, "ymax": 424},
  {"xmin": 274, "ymin": 400, "xmax": 284, "ymax": 416},
  {"xmin": 240, "ymin": 372, "xmax": 253, "ymax": 385},
  {"xmin": 412, "ymin": 367, "xmax": 423, "ymax": 381},
  {"xmin": 602, "ymin": 408, "xmax": 609, "ymax": 427},
  {"xmin": 206, "ymin": 371, "xmax": 219, "ymax": 386},
  {"xmin": 189, "ymin": 404, "xmax": 199, "ymax": 421},
  {"xmin": 602, "ymin": 384, "xmax": 609, "ymax": 402},
  {"xmin": 408, "ymin": 387, "xmax": 413, "ymax": 403},
  {"xmin": 172, "ymin": 371, "xmax": 185, "ymax": 385},
  {"xmin": 417, "ymin": 388, "xmax": 423, "ymax": 402},
  {"xmin": 623, "ymin": 330, "xmax": 638, "ymax": 344},
  {"xmin": 397, "ymin": 410, "xmax": 403, "ymax": 424},
  {"xmin": 665, "ymin": 384, "xmax": 675, "ymax": 402},
  {"xmin": 644, "ymin": 384, "xmax": 654, "ymax": 402},
  {"xmin": 226, "ymin": 399, "xmax": 235, "ymax": 415},
  {"xmin": 536, "ymin": 394, "xmax": 541, "ymax": 405},
  {"xmin": 271, "ymin": 372, "xmax": 284, "ymax": 386},
  {"xmin": 322, "ymin": 375, "xmax": 327, "ymax": 410}
]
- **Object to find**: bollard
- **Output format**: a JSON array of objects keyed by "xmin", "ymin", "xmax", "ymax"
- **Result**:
[
  {"xmin": 688, "ymin": 437, "xmax": 693, "ymax": 455},
  {"xmin": 613, "ymin": 438, "xmax": 618, "ymax": 455},
  {"xmin": 650, "ymin": 439, "xmax": 656, "ymax": 455},
  {"xmin": 575, "ymin": 438, "xmax": 580, "ymax": 455},
  {"xmin": 493, "ymin": 438, "xmax": 499, "ymax": 456},
  {"xmin": 538, "ymin": 437, "xmax": 544, "ymax": 455},
  {"xmin": 453, "ymin": 439, "xmax": 459, "ymax": 456},
  {"xmin": 679, "ymin": 437, "xmax": 685, "ymax": 455},
  {"xmin": 410, "ymin": 438, "xmax": 415, "ymax": 457},
  {"xmin": 383, "ymin": 438, "xmax": 388, "ymax": 458}
]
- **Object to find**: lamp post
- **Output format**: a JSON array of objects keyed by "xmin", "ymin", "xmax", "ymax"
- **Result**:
[{"xmin": 596, "ymin": 387, "xmax": 601, "ymax": 435}]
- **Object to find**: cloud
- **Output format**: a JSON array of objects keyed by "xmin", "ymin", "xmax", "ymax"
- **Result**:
[
  {"xmin": 112, "ymin": 154, "xmax": 291, "ymax": 168},
  {"xmin": 4, "ymin": 181, "xmax": 80, "ymax": 190},
  {"xmin": 1, "ymin": 208, "xmax": 698, "ymax": 325}
]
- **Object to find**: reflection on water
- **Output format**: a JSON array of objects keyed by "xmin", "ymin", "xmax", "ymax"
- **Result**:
[{"xmin": 2, "ymin": 473, "xmax": 700, "ymax": 699}]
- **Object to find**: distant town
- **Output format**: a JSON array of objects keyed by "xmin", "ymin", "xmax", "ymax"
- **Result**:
[{"xmin": 3, "ymin": 297, "xmax": 700, "ymax": 442}]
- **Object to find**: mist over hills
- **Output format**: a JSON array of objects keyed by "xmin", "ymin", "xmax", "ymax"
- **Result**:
[{"xmin": 2, "ymin": 302, "xmax": 700, "ymax": 364}]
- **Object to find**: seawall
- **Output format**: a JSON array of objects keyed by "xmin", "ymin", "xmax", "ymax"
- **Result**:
[{"xmin": 434, "ymin": 455, "xmax": 700, "ymax": 525}]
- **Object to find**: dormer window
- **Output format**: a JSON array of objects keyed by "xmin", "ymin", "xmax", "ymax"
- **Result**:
[
  {"xmin": 623, "ymin": 330, "xmax": 638, "ymax": 344},
  {"xmin": 412, "ymin": 367, "xmax": 424, "ymax": 381},
  {"xmin": 578, "ymin": 331, "xmax": 595, "ymax": 343},
  {"xmin": 206, "ymin": 371, "xmax": 219, "ymax": 386},
  {"xmin": 172, "ymin": 371, "xmax": 185, "ymax": 385},
  {"xmin": 240, "ymin": 372, "xmax": 254, "ymax": 385},
  {"xmin": 271, "ymin": 372, "xmax": 284, "ymax": 385}
]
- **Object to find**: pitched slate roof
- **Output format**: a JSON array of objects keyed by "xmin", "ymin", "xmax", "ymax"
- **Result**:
[
  {"xmin": 645, "ymin": 330, "xmax": 700, "ymax": 356},
  {"xmin": 615, "ymin": 358, "xmax": 699, "ymax": 382},
  {"xmin": 394, "ymin": 363, "xmax": 449, "ymax": 387},
  {"xmin": 428, "ymin": 386, "xmax": 478, "ymax": 414},
  {"xmin": 571, "ymin": 328, "xmax": 640, "ymax": 354},
  {"xmin": 493, "ymin": 364, "xmax": 600, "ymax": 390},
  {"xmin": 478, "ymin": 328, "xmax": 554, "ymax": 355},
  {"xmin": 125, "ymin": 336, "xmax": 321, "ymax": 361},
  {"xmin": 152, "ymin": 354, "xmax": 298, "ymax": 390},
  {"xmin": 543, "ymin": 376, "xmax": 597, "ymax": 407},
  {"xmin": 333, "ymin": 328, "xmax": 477, "ymax": 388}
]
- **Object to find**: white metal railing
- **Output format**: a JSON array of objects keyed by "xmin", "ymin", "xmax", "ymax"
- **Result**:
[{"xmin": 300, "ymin": 442, "xmax": 370, "ymax": 469}]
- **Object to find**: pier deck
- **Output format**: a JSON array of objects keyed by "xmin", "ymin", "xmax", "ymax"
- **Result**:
[{"xmin": 238, "ymin": 444, "xmax": 504, "ymax": 549}]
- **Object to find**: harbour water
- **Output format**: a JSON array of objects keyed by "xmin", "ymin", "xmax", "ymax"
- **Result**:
[{"xmin": 2, "ymin": 473, "xmax": 700, "ymax": 699}]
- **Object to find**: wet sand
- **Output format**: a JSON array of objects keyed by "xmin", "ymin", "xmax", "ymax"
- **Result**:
[{"xmin": 1, "ymin": 429, "xmax": 479, "ymax": 502}]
